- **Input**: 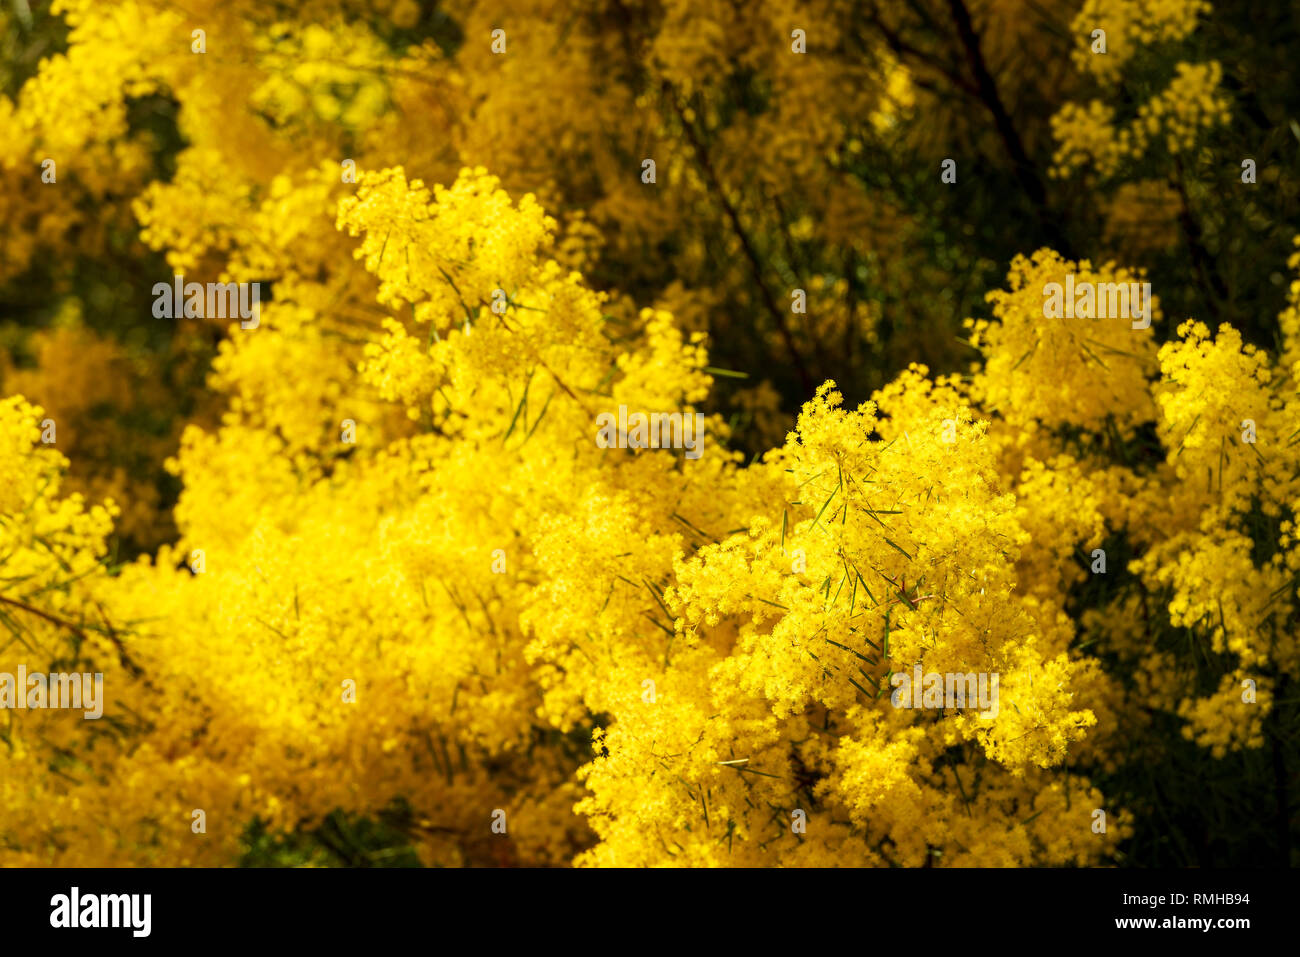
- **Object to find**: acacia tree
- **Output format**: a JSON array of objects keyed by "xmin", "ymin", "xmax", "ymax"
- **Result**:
[{"xmin": 0, "ymin": 0, "xmax": 1296, "ymax": 866}]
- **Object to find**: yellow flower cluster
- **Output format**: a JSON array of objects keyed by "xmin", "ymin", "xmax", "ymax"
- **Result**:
[
  {"xmin": 1053, "ymin": 0, "xmax": 1228, "ymax": 178},
  {"xmin": 1052, "ymin": 62, "xmax": 1230, "ymax": 177},
  {"xmin": 252, "ymin": 22, "xmax": 392, "ymax": 130},
  {"xmin": 965, "ymin": 248, "xmax": 1159, "ymax": 434},
  {"xmin": 1070, "ymin": 0, "xmax": 1211, "ymax": 81}
]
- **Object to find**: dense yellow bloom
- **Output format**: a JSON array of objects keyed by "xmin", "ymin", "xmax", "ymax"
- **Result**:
[
  {"xmin": 2, "ymin": 0, "xmax": 1296, "ymax": 870},
  {"xmin": 1070, "ymin": 0, "xmax": 1211, "ymax": 81},
  {"xmin": 966, "ymin": 248, "xmax": 1159, "ymax": 433},
  {"xmin": 1053, "ymin": 1, "xmax": 1228, "ymax": 178}
]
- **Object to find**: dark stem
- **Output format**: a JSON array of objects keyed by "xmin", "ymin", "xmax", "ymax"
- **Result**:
[
  {"xmin": 1173, "ymin": 160, "xmax": 1229, "ymax": 321},
  {"xmin": 662, "ymin": 81, "xmax": 814, "ymax": 397},
  {"xmin": 0, "ymin": 594, "xmax": 144, "ymax": 678},
  {"xmin": 945, "ymin": 0, "xmax": 1074, "ymax": 258}
]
